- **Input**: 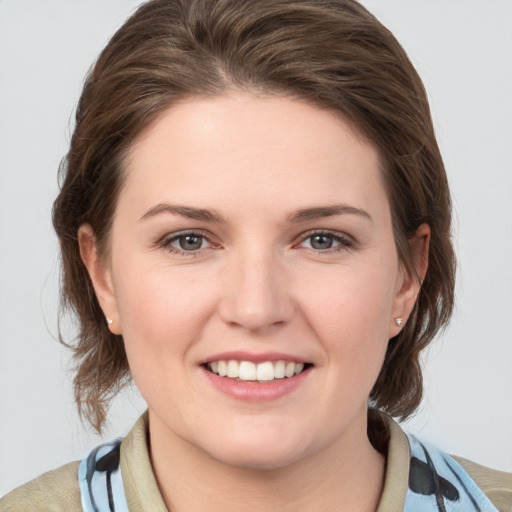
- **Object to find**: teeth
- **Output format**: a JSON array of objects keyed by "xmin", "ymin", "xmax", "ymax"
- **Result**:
[
  {"xmin": 239, "ymin": 361, "xmax": 256, "ymax": 381},
  {"xmin": 218, "ymin": 360, "xmax": 227, "ymax": 377},
  {"xmin": 227, "ymin": 360, "xmax": 239, "ymax": 378},
  {"xmin": 256, "ymin": 361, "xmax": 274, "ymax": 381},
  {"xmin": 285, "ymin": 362, "xmax": 295, "ymax": 378},
  {"xmin": 274, "ymin": 360, "xmax": 285, "ymax": 378},
  {"xmin": 206, "ymin": 360, "xmax": 307, "ymax": 382}
]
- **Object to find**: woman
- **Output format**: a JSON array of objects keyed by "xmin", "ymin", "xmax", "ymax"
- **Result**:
[{"xmin": 1, "ymin": 0, "xmax": 510, "ymax": 511}]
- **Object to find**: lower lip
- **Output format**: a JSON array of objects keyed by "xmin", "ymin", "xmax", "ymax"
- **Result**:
[{"xmin": 202, "ymin": 366, "xmax": 311, "ymax": 402}]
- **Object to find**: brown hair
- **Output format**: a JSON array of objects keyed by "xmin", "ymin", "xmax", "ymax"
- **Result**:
[{"xmin": 53, "ymin": 0, "xmax": 455, "ymax": 432}]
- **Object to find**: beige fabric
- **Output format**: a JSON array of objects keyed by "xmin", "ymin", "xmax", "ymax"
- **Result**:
[
  {"xmin": 120, "ymin": 413, "xmax": 168, "ymax": 512},
  {"xmin": 453, "ymin": 456, "xmax": 512, "ymax": 512},
  {"xmin": 0, "ymin": 461, "xmax": 81, "ymax": 512},
  {"xmin": 1, "ymin": 413, "xmax": 510, "ymax": 511},
  {"xmin": 376, "ymin": 415, "xmax": 411, "ymax": 512}
]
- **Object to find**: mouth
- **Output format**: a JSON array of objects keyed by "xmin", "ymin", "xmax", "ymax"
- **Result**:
[{"xmin": 203, "ymin": 360, "xmax": 312, "ymax": 382}]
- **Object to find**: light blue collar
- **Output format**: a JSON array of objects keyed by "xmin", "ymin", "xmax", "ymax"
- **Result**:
[{"xmin": 78, "ymin": 434, "xmax": 499, "ymax": 511}]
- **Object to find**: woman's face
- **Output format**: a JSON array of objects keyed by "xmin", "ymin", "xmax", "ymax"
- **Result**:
[{"xmin": 84, "ymin": 92, "xmax": 424, "ymax": 469}]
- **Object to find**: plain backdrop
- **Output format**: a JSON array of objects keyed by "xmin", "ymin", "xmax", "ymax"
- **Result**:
[{"xmin": 1, "ymin": 0, "xmax": 511, "ymax": 497}]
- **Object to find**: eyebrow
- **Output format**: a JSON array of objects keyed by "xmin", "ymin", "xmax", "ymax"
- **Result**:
[
  {"xmin": 287, "ymin": 204, "xmax": 372, "ymax": 223},
  {"xmin": 140, "ymin": 204, "xmax": 226, "ymax": 223},
  {"xmin": 140, "ymin": 202, "xmax": 372, "ymax": 224}
]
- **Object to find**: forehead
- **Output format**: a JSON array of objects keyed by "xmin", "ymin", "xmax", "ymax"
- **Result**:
[{"xmin": 121, "ymin": 92, "xmax": 388, "ymax": 221}]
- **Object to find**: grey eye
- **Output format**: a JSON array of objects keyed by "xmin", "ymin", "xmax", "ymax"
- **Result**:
[
  {"xmin": 178, "ymin": 235, "xmax": 204, "ymax": 251},
  {"xmin": 309, "ymin": 234, "xmax": 334, "ymax": 250}
]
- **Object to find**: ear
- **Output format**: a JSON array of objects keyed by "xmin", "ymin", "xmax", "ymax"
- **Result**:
[
  {"xmin": 78, "ymin": 224, "xmax": 122, "ymax": 335},
  {"xmin": 389, "ymin": 223, "xmax": 430, "ymax": 338}
]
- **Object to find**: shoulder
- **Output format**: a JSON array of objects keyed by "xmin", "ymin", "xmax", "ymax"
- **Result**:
[
  {"xmin": 406, "ymin": 433, "xmax": 511, "ymax": 512},
  {"xmin": 377, "ymin": 412, "xmax": 512, "ymax": 512},
  {"xmin": 452, "ymin": 455, "xmax": 512, "ymax": 512},
  {"xmin": 0, "ymin": 461, "xmax": 81, "ymax": 512}
]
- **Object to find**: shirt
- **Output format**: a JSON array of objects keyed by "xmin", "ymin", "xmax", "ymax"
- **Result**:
[{"xmin": 1, "ymin": 412, "xmax": 510, "ymax": 511}]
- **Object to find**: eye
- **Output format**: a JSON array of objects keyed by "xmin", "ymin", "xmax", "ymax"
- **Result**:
[
  {"xmin": 299, "ymin": 231, "xmax": 353, "ymax": 251},
  {"xmin": 175, "ymin": 234, "xmax": 205, "ymax": 251},
  {"xmin": 308, "ymin": 234, "xmax": 336, "ymax": 250},
  {"xmin": 160, "ymin": 231, "xmax": 216, "ymax": 255}
]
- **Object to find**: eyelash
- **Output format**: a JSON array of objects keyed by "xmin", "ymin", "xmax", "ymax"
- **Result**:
[
  {"xmin": 297, "ymin": 230, "xmax": 354, "ymax": 252},
  {"xmin": 158, "ymin": 229, "xmax": 354, "ymax": 256},
  {"xmin": 159, "ymin": 230, "xmax": 217, "ymax": 257}
]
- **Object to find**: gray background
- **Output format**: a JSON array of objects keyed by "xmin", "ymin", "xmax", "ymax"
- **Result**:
[{"xmin": 1, "ymin": 0, "xmax": 511, "ymax": 496}]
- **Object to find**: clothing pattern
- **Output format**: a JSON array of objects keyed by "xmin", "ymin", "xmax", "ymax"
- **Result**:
[
  {"xmin": 405, "ymin": 435, "xmax": 499, "ymax": 511},
  {"xmin": 78, "ymin": 433, "xmax": 500, "ymax": 512},
  {"xmin": 78, "ymin": 439, "xmax": 128, "ymax": 512}
]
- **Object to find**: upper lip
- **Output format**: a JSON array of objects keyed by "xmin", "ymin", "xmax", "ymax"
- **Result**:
[{"xmin": 202, "ymin": 351, "xmax": 311, "ymax": 365}]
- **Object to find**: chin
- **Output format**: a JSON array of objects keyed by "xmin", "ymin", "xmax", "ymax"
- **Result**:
[
  {"xmin": 199, "ymin": 427, "xmax": 312, "ymax": 471},
  {"xmin": 212, "ymin": 445, "xmax": 303, "ymax": 471}
]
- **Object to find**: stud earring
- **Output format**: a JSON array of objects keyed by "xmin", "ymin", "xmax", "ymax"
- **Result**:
[
  {"xmin": 394, "ymin": 317, "xmax": 403, "ymax": 326},
  {"xmin": 106, "ymin": 317, "xmax": 113, "ymax": 326}
]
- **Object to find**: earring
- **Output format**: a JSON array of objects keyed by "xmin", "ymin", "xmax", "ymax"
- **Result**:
[
  {"xmin": 394, "ymin": 317, "xmax": 403, "ymax": 326},
  {"xmin": 106, "ymin": 317, "xmax": 113, "ymax": 326}
]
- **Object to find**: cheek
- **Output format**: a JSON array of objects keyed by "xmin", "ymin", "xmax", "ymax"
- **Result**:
[
  {"xmin": 112, "ymin": 260, "xmax": 219, "ymax": 368},
  {"xmin": 301, "ymin": 262, "xmax": 397, "ymax": 339},
  {"xmin": 113, "ymin": 268, "xmax": 221, "ymax": 416},
  {"xmin": 297, "ymin": 259, "xmax": 397, "ymax": 383}
]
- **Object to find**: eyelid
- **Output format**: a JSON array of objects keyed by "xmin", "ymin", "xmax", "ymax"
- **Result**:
[
  {"xmin": 158, "ymin": 229, "xmax": 220, "ymax": 255},
  {"xmin": 295, "ymin": 229, "xmax": 355, "ymax": 250}
]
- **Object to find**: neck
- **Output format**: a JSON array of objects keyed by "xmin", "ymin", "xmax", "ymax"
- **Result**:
[{"xmin": 148, "ymin": 409, "xmax": 386, "ymax": 512}]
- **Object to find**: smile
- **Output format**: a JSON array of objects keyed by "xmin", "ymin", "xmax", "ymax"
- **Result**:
[{"xmin": 205, "ymin": 360, "xmax": 309, "ymax": 382}]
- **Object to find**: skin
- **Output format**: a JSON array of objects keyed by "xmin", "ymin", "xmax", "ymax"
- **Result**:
[{"xmin": 80, "ymin": 92, "xmax": 429, "ymax": 512}]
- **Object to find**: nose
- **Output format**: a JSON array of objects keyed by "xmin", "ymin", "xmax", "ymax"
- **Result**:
[{"xmin": 218, "ymin": 247, "xmax": 294, "ymax": 333}]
